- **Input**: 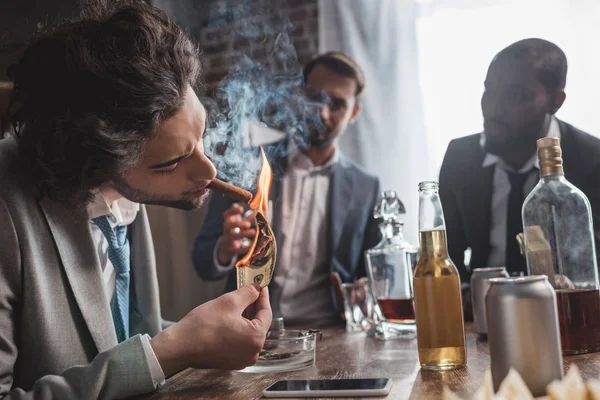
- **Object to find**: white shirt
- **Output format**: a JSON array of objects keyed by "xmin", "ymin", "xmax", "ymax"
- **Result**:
[
  {"xmin": 87, "ymin": 193, "xmax": 165, "ymax": 388},
  {"xmin": 214, "ymin": 143, "xmax": 339, "ymax": 326},
  {"xmin": 482, "ymin": 117, "xmax": 561, "ymax": 268},
  {"xmin": 273, "ymin": 144, "xmax": 339, "ymax": 326}
]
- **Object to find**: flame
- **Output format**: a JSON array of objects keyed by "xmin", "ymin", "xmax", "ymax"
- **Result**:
[
  {"xmin": 236, "ymin": 146, "xmax": 272, "ymax": 267},
  {"xmin": 249, "ymin": 146, "xmax": 272, "ymax": 215}
]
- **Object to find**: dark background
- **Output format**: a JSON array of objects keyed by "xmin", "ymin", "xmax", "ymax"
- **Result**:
[{"xmin": 0, "ymin": 0, "xmax": 319, "ymax": 91}]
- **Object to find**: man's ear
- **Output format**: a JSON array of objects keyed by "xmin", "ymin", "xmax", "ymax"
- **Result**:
[
  {"xmin": 550, "ymin": 90, "xmax": 566, "ymax": 115},
  {"xmin": 350, "ymin": 102, "xmax": 362, "ymax": 124}
]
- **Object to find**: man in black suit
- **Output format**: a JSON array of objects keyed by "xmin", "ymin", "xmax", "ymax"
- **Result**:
[
  {"xmin": 193, "ymin": 52, "xmax": 382, "ymax": 327},
  {"xmin": 440, "ymin": 38, "xmax": 600, "ymax": 289}
]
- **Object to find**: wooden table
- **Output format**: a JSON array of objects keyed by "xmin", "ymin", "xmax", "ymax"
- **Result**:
[{"xmin": 135, "ymin": 324, "xmax": 600, "ymax": 400}]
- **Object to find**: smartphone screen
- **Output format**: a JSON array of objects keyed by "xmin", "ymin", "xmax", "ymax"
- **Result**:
[{"xmin": 265, "ymin": 378, "xmax": 390, "ymax": 392}]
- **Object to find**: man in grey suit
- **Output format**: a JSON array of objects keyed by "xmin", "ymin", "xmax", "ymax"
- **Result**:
[
  {"xmin": 0, "ymin": 2, "xmax": 271, "ymax": 399},
  {"xmin": 193, "ymin": 52, "xmax": 382, "ymax": 327}
]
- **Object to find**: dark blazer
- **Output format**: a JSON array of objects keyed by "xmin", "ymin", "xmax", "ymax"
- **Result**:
[
  {"xmin": 193, "ymin": 141, "xmax": 382, "ymax": 311},
  {"xmin": 439, "ymin": 120, "xmax": 600, "ymax": 283}
]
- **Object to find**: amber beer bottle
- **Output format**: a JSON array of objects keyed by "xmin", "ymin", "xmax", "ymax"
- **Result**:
[{"xmin": 413, "ymin": 181, "xmax": 466, "ymax": 370}]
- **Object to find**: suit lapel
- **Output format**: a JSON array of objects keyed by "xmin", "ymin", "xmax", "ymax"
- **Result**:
[
  {"xmin": 269, "ymin": 155, "xmax": 286, "ymax": 249},
  {"xmin": 329, "ymin": 156, "xmax": 355, "ymax": 258},
  {"xmin": 557, "ymin": 120, "xmax": 581, "ymax": 179},
  {"xmin": 39, "ymin": 197, "xmax": 117, "ymax": 352}
]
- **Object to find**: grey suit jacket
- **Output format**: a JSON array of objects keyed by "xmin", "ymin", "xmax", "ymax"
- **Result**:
[
  {"xmin": 0, "ymin": 138, "xmax": 164, "ymax": 399},
  {"xmin": 193, "ymin": 143, "xmax": 382, "ymax": 315}
]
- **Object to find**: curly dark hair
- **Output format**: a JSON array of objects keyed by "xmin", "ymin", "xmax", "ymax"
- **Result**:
[{"xmin": 7, "ymin": 0, "xmax": 201, "ymax": 206}]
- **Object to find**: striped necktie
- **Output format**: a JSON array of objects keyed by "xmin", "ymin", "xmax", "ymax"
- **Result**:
[{"xmin": 92, "ymin": 215, "xmax": 130, "ymax": 343}]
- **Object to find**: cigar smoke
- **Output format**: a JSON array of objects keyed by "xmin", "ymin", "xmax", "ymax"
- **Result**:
[{"xmin": 196, "ymin": 0, "xmax": 325, "ymax": 191}]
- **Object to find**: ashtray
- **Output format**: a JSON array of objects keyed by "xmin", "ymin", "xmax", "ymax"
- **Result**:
[{"xmin": 239, "ymin": 330, "xmax": 316, "ymax": 373}]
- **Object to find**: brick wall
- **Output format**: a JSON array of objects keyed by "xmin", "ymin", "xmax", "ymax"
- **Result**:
[
  {"xmin": 0, "ymin": 0, "xmax": 81, "ymax": 81},
  {"xmin": 196, "ymin": 0, "xmax": 319, "ymax": 94},
  {"xmin": 1, "ymin": 0, "xmax": 319, "ymax": 89}
]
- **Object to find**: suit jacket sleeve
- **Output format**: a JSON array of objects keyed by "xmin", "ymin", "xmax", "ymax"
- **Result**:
[
  {"xmin": 439, "ymin": 142, "xmax": 470, "ymax": 283},
  {"xmin": 2, "ymin": 336, "xmax": 157, "ymax": 400},
  {"xmin": 192, "ymin": 193, "xmax": 237, "ymax": 281},
  {"xmin": 587, "ymin": 163, "xmax": 600, "ymax": 268},
  {"xmin": 356, "ymin": 178, "xmax": 382, "ymax": 279},
  {"xmin": 0, "ymin": 198, "xmax": 156, "ymax": 400}
]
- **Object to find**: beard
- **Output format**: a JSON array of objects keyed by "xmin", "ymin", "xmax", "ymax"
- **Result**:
[
  {"xmin": 306, "ymin": 124, "xmax": 342, "ymax": 148},
  {"xmin": 483, "ymin": 114, "xmax": 548, "ymax": 158},
  {"xmin": 111, "ymin": 179, "xmax": 209, "ymax": 210},
  {"xmin": 308, "ymin": 133, "xmax": 335, "ymax": 148}
]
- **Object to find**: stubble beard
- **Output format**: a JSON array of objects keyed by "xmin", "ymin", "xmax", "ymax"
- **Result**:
[
  {"xmin": 484, "ymin": 113, "xmax": 548, "ymax": 159},
  {"xmin": 111, "ymin": 178, "xmax": 209, "ymax": 210}
]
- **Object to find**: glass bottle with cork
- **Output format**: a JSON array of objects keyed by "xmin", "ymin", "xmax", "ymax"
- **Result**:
[
  {"xmin": 522, "ymin": 137, "xmax": 600, "ymax": 355},
  {"xmin": 413, "ymin": 181, "xmax": 466, "ymax": 370}
]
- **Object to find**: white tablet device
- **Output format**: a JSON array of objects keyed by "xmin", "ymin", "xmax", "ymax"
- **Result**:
[{"xmin": 263, "ymin": 378, "xmax": 392, "ymax": 398}]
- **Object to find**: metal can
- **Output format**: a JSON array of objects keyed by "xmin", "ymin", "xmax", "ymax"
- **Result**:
[
  {"xmin": 486, "ymin": 276, "xmax": 563, "ymax": 397},
  {"xmin": 471, "ymin": 267, "xmax": 509, "ymax": 335}
]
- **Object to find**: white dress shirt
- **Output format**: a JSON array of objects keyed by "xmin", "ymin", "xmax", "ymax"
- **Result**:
[
  {"xmin": 482, "ymin": 117, "xmax": 561, "ymax": 268},
  {"xmin": 273, "ymin": 144, "xmax": 339, "ymax": 326},
  {"xmin": 87, "ymin": 193, "xmax": 165, "ymax": 388},
  {"xmin": 214, "ymin": 143, "xmax": 339, "ymax": 326}
]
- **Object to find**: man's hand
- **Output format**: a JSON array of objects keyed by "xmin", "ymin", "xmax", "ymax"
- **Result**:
[
  {"xmin": 217, "ymin": 203, "xmax": 256, "ymax": 265},
  {"xmin": 330, "ymin": 272, "xmax": 345, "ymax": 320},
  {"xmin": 150, "ymin": 285, "xmax": 272, "ymax": 375}
]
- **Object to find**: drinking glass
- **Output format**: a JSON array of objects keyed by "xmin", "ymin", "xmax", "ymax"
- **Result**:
[{"xmin": 341, "ymin": 278, "xmax": 375, "ymax": 332}]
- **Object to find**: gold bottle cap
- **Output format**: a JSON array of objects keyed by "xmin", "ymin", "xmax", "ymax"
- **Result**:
[{"xmin": 537, "ymin": 137, "xmax": 563, "ymax": 177}]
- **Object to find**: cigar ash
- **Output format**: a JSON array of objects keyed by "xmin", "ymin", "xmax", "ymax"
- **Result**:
[{"xmin": 259, "ymin": 349, "xmax": 301, "ymax": 361}]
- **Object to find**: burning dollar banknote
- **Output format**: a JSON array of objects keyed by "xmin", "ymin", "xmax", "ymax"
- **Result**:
[{"xmin": 235, "ymin": 146, "xmax": 276, "ymax": 288}]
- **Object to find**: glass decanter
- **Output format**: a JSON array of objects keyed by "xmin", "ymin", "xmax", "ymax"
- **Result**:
[{"xmin": 365, "ymin": 190, "xmax": 418, "ymax": 340}]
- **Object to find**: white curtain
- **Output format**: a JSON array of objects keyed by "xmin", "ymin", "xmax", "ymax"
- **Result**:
[
  {"xmin": 319, "ymin": 0, "xmax": 432, "ymax": 246},
  {"xmin": 416, "ymin": 0, "xmax": 600, "ymax": 172}
]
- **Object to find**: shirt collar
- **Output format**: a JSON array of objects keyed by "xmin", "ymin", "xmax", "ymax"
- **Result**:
[
  {"xmin": 86, "ymin": 190, "xmax": 140, "ymax": 225},
  {"xmin": 480, "ymin": 116, "xmax": 561, "ymax": 171},
  {"xmin": 287, "ymin": 140, "xmax": 340, "ymax": 172}
]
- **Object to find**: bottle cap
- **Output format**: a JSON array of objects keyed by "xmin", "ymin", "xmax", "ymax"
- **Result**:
[{"xmin": 537, "ymin": 138, "xmax": 563, "ymax": 177}]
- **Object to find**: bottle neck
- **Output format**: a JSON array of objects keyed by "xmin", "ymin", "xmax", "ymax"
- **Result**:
[
  {"xmin": 540, "ymin": 173, "xmax": 566, "ymax": 183},
  {"xmin": 538, "ymin": 141, "xmax": 564, "ymax": 178},
  {"xmin": 418, "ymin": 188, "xmax": 446, "ymax": 232},
  {"xmin": 419, "ymin": 229, "xmax": 449, "ymax": 256},
  {"xmin": 540, "ymin": 164, "xmax": 564, "ymax": 178},
  {"xmin": 417, "ymin": 182, "xmax": 449, "ymax": 255}
]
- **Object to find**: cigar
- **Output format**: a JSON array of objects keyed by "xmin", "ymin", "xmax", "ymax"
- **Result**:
[{"xmin": 207, "ymin": 178, "xmax": 253, "ymax": 203}]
